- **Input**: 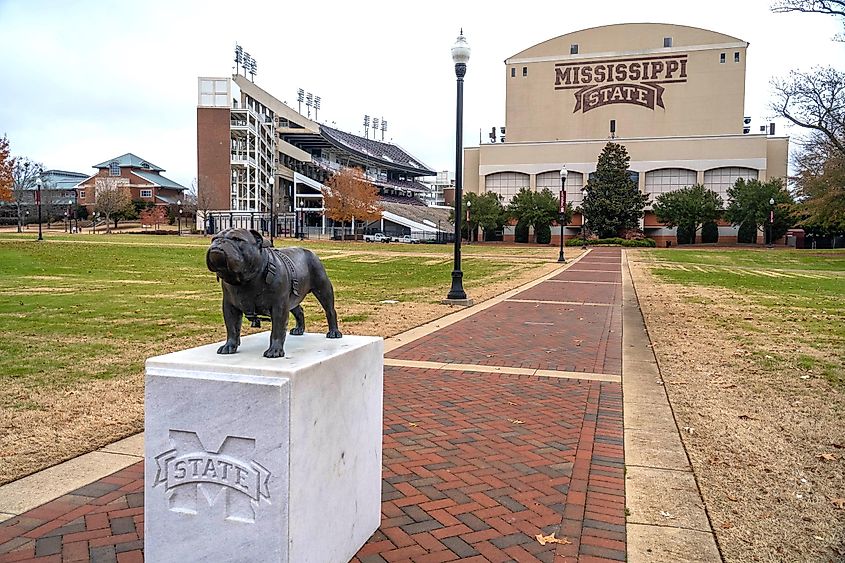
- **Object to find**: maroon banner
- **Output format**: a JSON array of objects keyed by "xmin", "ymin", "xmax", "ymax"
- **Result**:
[
  {"xmin": 572, "ymin": 82, "xmax": 665, "ymax": 113},
  {"xmin": 559, "ymin": 190, "xmax": 567, "ymax": 213}
]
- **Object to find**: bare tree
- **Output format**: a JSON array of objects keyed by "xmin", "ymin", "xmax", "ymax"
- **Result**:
[
  {"xmin": 194, "ymin": 177, "xmax": 214, "ymax": 236},
  {"xmin": 771, "ymin": 67, "xmax": 845, "ymax": 157},
  {"xmin": 771, "ymin": 0, "xmax": 845, "ymax": 38},
  {"xmin": 11, "ymin": 158, "xmax": 43, "ymax": 233},
  {"xmin": 94, "ymin": 179, "xmax": 132, "ymax": 234}
]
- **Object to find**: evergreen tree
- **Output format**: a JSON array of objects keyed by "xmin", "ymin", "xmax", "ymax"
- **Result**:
[
  {"xmin": 581, "ymin": 143, "xmax": 649, "ymax": 238},
  {"xmin": 725, "ymin": 178, "xmax": 795, "ymax": 244},
  {"xmin": 508, "ymin": 187, "xmax": 571, "ymax": 243},
  {"xmin": 459, "ymin": 192, "xmax": 506, "ymax": 241},
  {"xmin": 653, "ymin": 184, "xmax": 723, "ymax": 244}
]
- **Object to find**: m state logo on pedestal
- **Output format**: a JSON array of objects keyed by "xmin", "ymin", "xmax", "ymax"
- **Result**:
[{"xmin": 153, "ymin": 430, "xmax": 272, "ymax": 523}]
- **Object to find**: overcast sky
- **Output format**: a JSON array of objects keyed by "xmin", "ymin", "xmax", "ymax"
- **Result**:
[{"xmin": 1, "ymin": 0, "xmax": 842, "ymax": 187}]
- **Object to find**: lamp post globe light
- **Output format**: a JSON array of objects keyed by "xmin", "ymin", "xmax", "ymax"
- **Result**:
[
  {"xmin": 465, "ymin": 199, "xmax": 471, "ymax": 242},
  {"xmin": 558, "ymin": 166, "xmax": 568, "ymax": 263},
  {"xmin": 35, "ymin": 176, "xmax": 43, "ymax": 241},
  {"xmin": 768, "ymin": 197, "xmax": 775, "ymax": 247},
  {"xmin": 446, "ymin": 29, "xmax": 471, "ymax": 303},
  {"xmin": 581, "ymin": 187, "xmax": 588, "ymax": 250}
]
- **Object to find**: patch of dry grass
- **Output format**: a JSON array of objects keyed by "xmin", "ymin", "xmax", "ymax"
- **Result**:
[{"xmin": 628, "ymin": 250, "xmax": 845, "ymax": 562}]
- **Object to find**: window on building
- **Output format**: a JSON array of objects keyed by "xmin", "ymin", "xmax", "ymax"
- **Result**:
[
  {"xmin": 511, "ymin": 67, "xmax": 515, "ymax": 77},
  {"xmin": 140, "ymin": 189, "xmax": 153, "ymax": 198},
  {"xmin": 522, "ymin": 66, "xmax": 527, "ymax": 76},
  {"xmin": 734, "ymin": 51, "xmax": 740, "ymax": 63},
  {"xmin": 720, "ymin": 53, "xmax": 726, "ymax": 64},
  {"xmin": 704, "ymin": 167, "xmax": 758, "ymax": 201},
  {"xmin": 536, "ymin": 170, "xmax": 585, "ymax": 207},
  {"xmin": 78, "ymin": 190, "xmax": 85, "ymax": 199},
  {"xmin": 663, "ymin": 37, "xmax": 672, "ymax": 48},
  {"xmin": 109, "ymin": 162, "xmax": 120, "ymax": 176},
  {"xmin": 645, "ymin": 168, "xmax": 697, "ymax": 198},
  {"xmin": 199, "ymin": 77, "xmax": 230, "ymax": 107},
  {"xmin": 570, "ymin": 44, "xmax": 578, "ymax": 55},
  {"xmin": 484, "ymin": 172, "xmax": 529, "ymax": 206}
]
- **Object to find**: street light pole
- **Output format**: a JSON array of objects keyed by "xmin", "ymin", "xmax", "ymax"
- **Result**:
[
  {"xmin": 581, "ymin": 187, "xmax": 588, "ymax": 250},
  {"xmin": 465, "ymin": 199, "xmax": 472, "ymax": 242},
  {"xmin": 35, "ymin": 176, "xmax": 43, "ymax": 241},
  {"xmin": 447, "ymin": 30, "xmax": 471, "ymax": 302},
  {"xmin": 177, "ymin": 200, "xmax": 182, "ymax": 236},
  {"xmin": 558, "ymin": 166, "xmax": 568, "ymax": 263},
  {"xmin": 768, "ymin": 197, "xmax": 775, "ymax": 248}
]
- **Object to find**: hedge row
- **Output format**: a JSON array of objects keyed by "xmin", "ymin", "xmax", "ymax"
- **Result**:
[{"xmin": 565, "ymin": 237, "xmax": 656, "ymax": 247}]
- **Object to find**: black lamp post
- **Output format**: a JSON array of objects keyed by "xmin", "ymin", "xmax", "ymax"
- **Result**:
[
  {"xmin": 768, "ymin": 197, "xmax": 775, "ymax": 248},
  {"xmin": 465, "ymin": 199, "xmax": 472, "ymax": 242},
  {"xmin": 558, "ymin": 166, "xmax": 568, "ymax": 262},
  {"xmin": 177, "ymin": 200, "xmax": 182, "ymax": 236},
  {"xmin": 35, "ymin": 176, "xmax": 43, "ymax": 241},
  {"xmin": 447, "ymin": 30, "xmax": 471, "ymax": 302},
  {"xmin": 581, "ymin": 187, "xmax": 588, "ymax": 250}
]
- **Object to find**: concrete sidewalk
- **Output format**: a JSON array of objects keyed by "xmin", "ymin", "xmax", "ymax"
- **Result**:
[{"xmin": 0, "ymin": 248, "xmax": 721, "ymax": 562}]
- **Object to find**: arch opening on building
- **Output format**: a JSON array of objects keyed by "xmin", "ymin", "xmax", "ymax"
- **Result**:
[{"xmin": 463, "ymin": 23, "xmax": 788, "ymax": 245}]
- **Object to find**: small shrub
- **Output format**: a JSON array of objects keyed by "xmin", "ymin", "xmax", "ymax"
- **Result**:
[
  {"xmin": 701, "ymin": 221, "xmax": 719, "ymax": 243},
  {"xmin": 535, "ymin": 223, "xmax": 551, "ymax": 244},
  {"xmin": 565, "ymin": 237, "xmax": 655, "ymax": 247},
  {"xmin": 515, "ymin": 221, "xmax": 529, "ymax": 243},
  {"xmin": 676, "ymin": 224, "xmax": 694, "ymax": 245},
  {"xmin": 737, "ymin": 221, "xmax": 757, "ymax": 243}
]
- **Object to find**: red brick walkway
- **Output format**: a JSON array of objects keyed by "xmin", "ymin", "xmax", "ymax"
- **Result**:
[{"xmin": 0, "ymin": 248, "xmax": 625, "ymax": 562}]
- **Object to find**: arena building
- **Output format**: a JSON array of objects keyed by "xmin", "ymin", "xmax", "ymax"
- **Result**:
[
  {"xmin": 196, "ymin": 75, "xmax": 450, "ymax": 239},
  {"xmin": 463, "ymin": 23, "xmax": 789, "ymax": 244}
]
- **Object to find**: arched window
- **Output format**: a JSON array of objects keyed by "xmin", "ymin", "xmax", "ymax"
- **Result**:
[
  {"xmin": 645, "ymin": 168, "xmax": 697, "ymax": 197},
  {"xmin": 703, "ymin": 167, "xmax": 758, "ymax": 201},
  {"xmin": 484, "ymin": 172, "xmax": 529, "ymax": 206},
  {"xmin": 536, "ymin": 170, "xmax": 585, "ymax": 207}
]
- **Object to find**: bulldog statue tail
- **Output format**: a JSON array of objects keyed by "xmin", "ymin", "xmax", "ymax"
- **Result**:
[{"xmin": 206, "ymin": 228, "xmax": 342, "ymax": 358}]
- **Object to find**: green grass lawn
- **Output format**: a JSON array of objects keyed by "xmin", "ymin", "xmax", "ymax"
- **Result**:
[
  {"xmin": 644, "ymin": 248, "xmax": 845, "ymax": 387},
  {"xmin": 0, "ymin": 236, "xmax": 546, "ymax": 396}
]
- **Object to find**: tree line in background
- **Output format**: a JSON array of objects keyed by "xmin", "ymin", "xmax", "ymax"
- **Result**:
[
  {"xmin": 0, "ymin": 135, "xmax": 198, "ymax": 234},
  {"xmin": 1, "ymin": 2, "xmax": 841, "ymax": 242}
]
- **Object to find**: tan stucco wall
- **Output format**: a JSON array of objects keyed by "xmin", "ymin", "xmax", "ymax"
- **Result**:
[
  {"xmin": 474, "ymin": 134, "xmax": 771, "ymax": 175},
  {"xmin": 766, "ymin": 137, "xmax": 789, "ymax": 181},
  {"xmin": 463, "ymin": 148, "xmax": 480, "ymax": 194},
  {"xmin": 505, "ymin": 23, "xmax": 747, "ymax": 142}
]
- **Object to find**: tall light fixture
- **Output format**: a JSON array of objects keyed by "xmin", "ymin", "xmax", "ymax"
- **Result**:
[
  {"xmin": 558, "ymin": 166, "xmax": 568, "ymax": 262},
  {"xmin": 768, "ymin": 197, "xmax": 775, "ymax": 248},
  {"xmin": 446, "ymin": 29, "xmax": 471, "ymax": 303},
  {"xmin": 35, "ymin": 176, "xmax": 43, "ymax": 241},
  {"xmin": 581, "ymin": 187, "xmax": 588, "ymax": 250}
]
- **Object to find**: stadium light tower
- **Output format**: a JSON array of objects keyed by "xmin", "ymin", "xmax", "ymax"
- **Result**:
[{"xmin": 446, "ymin": 29, "xmax": 471, "ymax": 304}]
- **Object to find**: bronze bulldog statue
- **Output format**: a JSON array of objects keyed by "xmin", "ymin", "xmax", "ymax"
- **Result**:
[{"xmin": 206, "ymin": 228, "xmax": 342, "ymax": 358}]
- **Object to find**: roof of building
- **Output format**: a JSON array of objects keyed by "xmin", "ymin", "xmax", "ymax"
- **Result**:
[
  {"xmin": 131, "ymin": 170, "xmax": 187, "ymax": 191},
  {"xmin": 93, "ymin": 153, "xmax": 165, "ymax": 172},
  {"xmin": 319, "ymin": 125, "xmax": 435, "ymax": 176},
  {"xmin": 155, "ymin": 192, "xmax": 182, "ymax": 204},
  {"xmin": 508, "ymin": 23, "xmax": 746, "ymax": 61},
  {"xmin": 379, "ymin": 201, "xmax": 453, "ymax": 230},
  {"xmin": 41, "ymin": 170, "xmax": 88, "ymax": 190}
]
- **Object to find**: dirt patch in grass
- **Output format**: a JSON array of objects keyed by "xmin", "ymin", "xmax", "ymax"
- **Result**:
[
  {"xmin": 627, "ymin": 251, "xmax": 845, "ymax": 562},
  {"xmin": 0, "ymin": 255, "xmax": 567, "ymax": 485}
]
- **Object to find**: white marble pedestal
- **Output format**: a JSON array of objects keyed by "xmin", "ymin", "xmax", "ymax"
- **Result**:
[{"xmin": 144, "ymin": 332, "xmax": 383, "ymax": 563}]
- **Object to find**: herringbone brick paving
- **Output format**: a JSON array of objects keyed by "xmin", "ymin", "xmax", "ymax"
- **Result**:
[{"xmin": 0, "ymin": 248, "xmax": 626, "ymax": 562}]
